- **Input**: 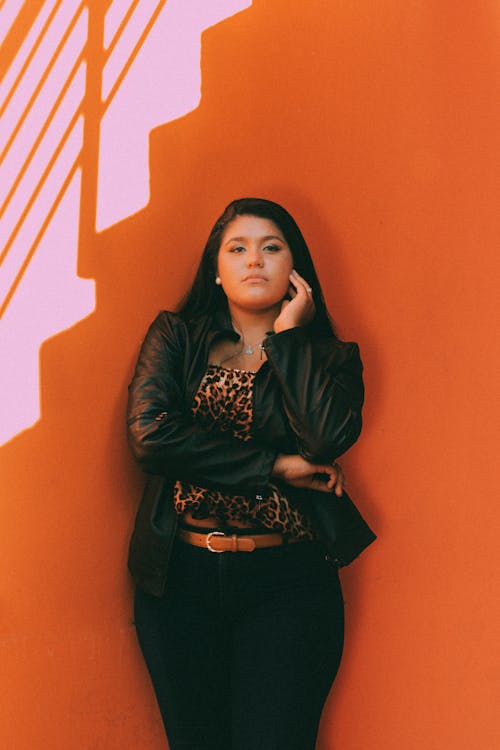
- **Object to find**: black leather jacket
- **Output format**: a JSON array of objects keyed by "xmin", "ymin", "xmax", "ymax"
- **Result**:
[{"xmin": 127, "ymin": 310, "xmax": 376, "ymax": 596}]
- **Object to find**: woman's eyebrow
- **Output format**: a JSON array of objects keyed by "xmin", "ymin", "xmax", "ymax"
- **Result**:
[{"xmin": 223, "ymin": 234, "xmax": 285, "ymax": 245}]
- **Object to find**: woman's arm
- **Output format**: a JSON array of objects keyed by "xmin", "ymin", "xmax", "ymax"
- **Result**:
[
  {"xmin": 263, "ymin": 330, "xmax": 364, "ymax": 464},
  {"xmin": 259, "ymin": 268, "xmax": 364, "ymax": 464},
  {"xmin": 127, "ymin": 312, "xmax": 277, "ymax": 492},
  {"xmin": 272, "ymin": 453, "xmax": 346, "ymax": 496}
]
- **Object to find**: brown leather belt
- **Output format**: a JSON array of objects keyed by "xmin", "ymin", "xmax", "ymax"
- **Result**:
[{"xmin": 177, "ymin": 528, "xmax": 295, "ymax": 553}]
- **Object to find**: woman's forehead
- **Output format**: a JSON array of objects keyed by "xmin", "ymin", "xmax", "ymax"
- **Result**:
[{"xmin": 221, "ymin": 215, "xmax": 285, "ymax": 244}]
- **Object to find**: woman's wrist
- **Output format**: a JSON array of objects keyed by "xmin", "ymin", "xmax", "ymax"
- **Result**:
[
  {"xmin": 271, "ymin": 454, "xmax": 286, "ymax": 478},
  {"xmin": 273, "ymin": 321, "xmax": 297, "ymax": 334}
]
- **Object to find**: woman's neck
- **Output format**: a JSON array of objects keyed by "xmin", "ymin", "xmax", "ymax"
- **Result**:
[{"xmin": 228, "ymin": 304, "xmax": 279, "ymax": 341}]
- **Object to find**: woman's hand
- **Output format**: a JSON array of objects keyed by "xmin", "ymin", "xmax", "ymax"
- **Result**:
[
  {"xmin": 273, "ymin": 269, "xmax": 316, "ymax": 333},
  {"xmin": 272, "ymin": 454, "xmax": 345, "ymax": 496}
]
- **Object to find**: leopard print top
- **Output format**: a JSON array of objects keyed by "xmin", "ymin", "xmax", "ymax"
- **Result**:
[{"xmin": 173, "ymin": 364, "xmax": 314, "ymax": 540}]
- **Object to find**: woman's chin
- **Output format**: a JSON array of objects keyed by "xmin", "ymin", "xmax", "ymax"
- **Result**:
[{"xmin": 228, "ymin": 295, "xmax": 283, "ymax": 315}]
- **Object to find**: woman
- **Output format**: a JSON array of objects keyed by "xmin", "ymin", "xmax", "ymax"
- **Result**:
[{"xmin": 127, "ymin": 198, "xmax": 375, "ymax": 750}]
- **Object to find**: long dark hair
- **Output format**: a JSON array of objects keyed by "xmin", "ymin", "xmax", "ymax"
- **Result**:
[{"xmin": 177, "ymin": 198, "xmax": 337, "ymax": 339}]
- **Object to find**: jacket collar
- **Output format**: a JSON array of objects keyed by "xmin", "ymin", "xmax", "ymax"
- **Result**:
[
  {"xmin": 210, "ymin": 307, "xmax": 240, "ymax": 341},
  {"xmin": 188, "ymin": 308, "xmax": 240, "ymax": 350},
  {"xmin": 207, "ymin": 308, "xmax": 277, "ymax": 347}
]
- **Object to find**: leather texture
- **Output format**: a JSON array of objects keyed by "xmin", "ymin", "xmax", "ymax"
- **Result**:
[{"xmin": 127, "ymin": 310, "xmax": 376, "ymax": 596}]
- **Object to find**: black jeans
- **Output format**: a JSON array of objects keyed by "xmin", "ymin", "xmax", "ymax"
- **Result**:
[{"xmin": 134, "ymin": 535, "xmax": 344, "ymax": 750}]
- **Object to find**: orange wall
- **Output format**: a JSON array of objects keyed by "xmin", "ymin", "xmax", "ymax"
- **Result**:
[{"xmin": 1, "ymin": 2, "xmax": 499, "ymax": 748}]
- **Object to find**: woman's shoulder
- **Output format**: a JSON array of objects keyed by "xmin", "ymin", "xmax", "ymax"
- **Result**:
[
  {"xmin": 318, "ymin": 334, "xmax": 359, "ymax": 349},
  {"xmin": 147, "ymin": 309, "xmax": 185, "ymax": 330},
  {"xmin": 143, "ymin": 310, "xmax": 189, "ymax": 345},
  {"xmin": 316, "ymin": 335, "xmax": 362, "ymax": 367},
  {"xmin": 145, "ymin": 309, "xmax": 214, "ymax": 345}
]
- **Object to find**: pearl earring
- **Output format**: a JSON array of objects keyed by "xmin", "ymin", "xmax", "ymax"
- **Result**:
[{"xmin": 215, "ymin": 276, "xmax": 222, "ymax": 285}]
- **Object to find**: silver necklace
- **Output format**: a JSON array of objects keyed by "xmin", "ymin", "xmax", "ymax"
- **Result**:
[
  {"xmin": 230, "ymin": 319, "xmax": 268, "ymax": 359},
  {"xmin": 243, "ymin": 341, "xmax": 265, "ymax": 356},
  {"xmin": 218, "ymin": 337, "xmax": 266, "ymax": 367}
]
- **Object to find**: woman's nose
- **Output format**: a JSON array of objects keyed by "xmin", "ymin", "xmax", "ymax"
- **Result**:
[{"xmin": 246, "ymin": 247, "xmax": 263, "ymax": 267}]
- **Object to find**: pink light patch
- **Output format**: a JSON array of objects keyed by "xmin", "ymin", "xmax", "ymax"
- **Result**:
[
  {"xmin": 96, "ymin": 0, "xmax": 251, "ymax": 231},
  {"xmin": 0, "ymin": 0, "xmax": 252, "ymax": 445},
  {"xmin": 0, "ymin": 168, "xmax": 95, "ymax": 445},
  {"xmin": 0, "ymin": 4, "xmax": 94, "ymax": 446}
]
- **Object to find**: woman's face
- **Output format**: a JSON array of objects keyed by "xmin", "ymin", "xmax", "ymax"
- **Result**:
[{"xmin": 217, "ymin": 215, "xmax": 294, "ymax": 314}]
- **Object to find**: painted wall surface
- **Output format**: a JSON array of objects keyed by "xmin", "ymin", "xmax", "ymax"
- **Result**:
[{"xmin": 1, "ymin": 1, "xmax": 499, "ymax": 748}]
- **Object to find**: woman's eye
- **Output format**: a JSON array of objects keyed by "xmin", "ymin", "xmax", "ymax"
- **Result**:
[
  {"xmin": 263, "ymin": 244, "xmax": 280, "ymax": 252},
  {"xmin": 229, "ymin": 245, "xmax": 245, "ymax": 253}
]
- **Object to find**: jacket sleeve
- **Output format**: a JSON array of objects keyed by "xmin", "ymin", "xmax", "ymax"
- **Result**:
[
  {"xmin": 126, "ymin": 312, "xmax": 277, "ymax": 491},
  {"xmin": 262, "ymin": 326, "xmax": 364, "ymax": 462}
]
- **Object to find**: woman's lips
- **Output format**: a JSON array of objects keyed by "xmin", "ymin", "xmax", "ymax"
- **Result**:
[{"xmin": 242, "ymin": 275, "xmax": 267, "ymax": 282}]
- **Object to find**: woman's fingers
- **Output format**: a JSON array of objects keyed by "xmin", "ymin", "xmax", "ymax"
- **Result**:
[
  {"xmin": 325, "ymin": 462, "xmax": 344, "ymax": 496},
  {"xmin": 272, "ymin": 455, "xmax": 345, "ymax": 495},
  {"xmin": 306, "ymin": 473, "xmax": 343, "ymax": 495},
  {"xmin": 290, "ymin": 271, "xmax": 315, "ymax": 312},
  {"xmin": 332, "ymin": 463, "xmax": 345, "ymax": 497},
  {"xmin": 290, "ymin": 268, "xmax": 308, "ymax": 288},
  {"xmin": 289, "ymin": 271, "xmax": 309, "ymax": 299},
  {"xmin": 290, "ymin": 269, "xmax": 314, "ymax": 299},
  {"xmin": 308, "ymin": 476, "xmax": 333, "ymax": 493},
  {"xmin": 274, "ymin": 272, "xmax": 315, "ymax": 332},
  {"xmin": 312, "ymin": 462, "xmax": 345, "ymax": 496}
]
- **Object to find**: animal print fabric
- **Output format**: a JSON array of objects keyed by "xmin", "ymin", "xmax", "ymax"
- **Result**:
[{"xmin": 173, "ymin": 365, "xmax": 314, "ymax": 540}]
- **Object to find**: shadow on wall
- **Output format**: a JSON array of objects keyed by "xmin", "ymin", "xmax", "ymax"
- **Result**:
[{"xmin": 0, "ymin": 0, "xmax": 251, "ymax": 446}]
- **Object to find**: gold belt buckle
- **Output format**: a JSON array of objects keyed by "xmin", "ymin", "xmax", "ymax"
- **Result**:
[{"xmin": 206, "ymin": 531, "xmax": 225, "ymax": 553}]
